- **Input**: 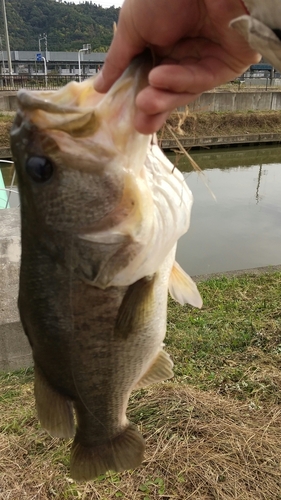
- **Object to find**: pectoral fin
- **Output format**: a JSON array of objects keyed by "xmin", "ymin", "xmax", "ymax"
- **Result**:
[
  {"xmin": 135, "ymin": 350, "xmax": 174, "ymax": 389},
  {"xmin": 115, "ymin": 275, "xmax": 156, "ymax": 339},
  {"xmin": 169, "ymin": 261, "xmax": 202, "ymax": 308}
]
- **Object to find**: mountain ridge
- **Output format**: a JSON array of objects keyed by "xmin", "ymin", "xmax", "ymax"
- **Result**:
[{"xmin": 2, "ymin": 0, "xmax": 119, "ymax": 52}]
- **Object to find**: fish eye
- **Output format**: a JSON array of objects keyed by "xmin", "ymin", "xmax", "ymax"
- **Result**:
[{"xmin": 25, "ymin": 156, "xmax": 54, "ymax": 183}]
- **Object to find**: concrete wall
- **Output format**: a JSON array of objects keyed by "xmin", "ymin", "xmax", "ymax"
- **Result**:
[
  {"xmin": 1, "ymin": 90, "xmax": 281, "ymax": 114},
  {"xmin": 183, "ymin": 90, "xmax": 281, "ymax": 113},
  {"xmin": 0, "ymin": 93, "xmax": 18, "ymax": 112},
  {"xmin": 0, "ymin": 208, "xmax": 32, "ymax": 371}
]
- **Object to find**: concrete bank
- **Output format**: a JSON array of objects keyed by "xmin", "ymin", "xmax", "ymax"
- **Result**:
[
  {"xmin": 1, "ymin": 208, "xmax": 281, "ymax": 372},
  {"xmin": 187, "ymin": 89, "xmax": 281, "ymax": 113},
  {"xmin": 160, "ymin": 132, "xmax": 281, "ymax": 150},
  {"xmin": 0, "ymin": 93, "xmax": 18, "ymax": 112},
  {"xmin": 0, "ymin": 208, "xmax": 32, "ymax": 371}
]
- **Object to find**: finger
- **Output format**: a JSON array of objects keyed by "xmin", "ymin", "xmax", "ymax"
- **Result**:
[
  {"xmin": 136, "ymin": 85, "xmax": 201, "ymax": 116},
  {"xmin": 147, "ymin": 55, "xmax": 251, "ymax": 96},
  {"xmin": 134, "ymin": 88, "xmax": 202, "ymax": 134},
  {"xmin": 134, "ymin": 110, "xmax": 171, "ymax": 134}
]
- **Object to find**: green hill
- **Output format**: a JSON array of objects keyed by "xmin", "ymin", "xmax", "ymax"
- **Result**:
[{"xmin": 3, "ymin": 0, "xmax": 119, "ymax": 52}]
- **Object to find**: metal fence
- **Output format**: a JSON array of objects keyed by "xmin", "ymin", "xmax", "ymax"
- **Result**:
[
  {"xmin": 229, "ymin": 76, "xmax": 281, "ymax": 91},
  {"xmin": 0, "ymin": 74, "xmax": 91, "ymax": 91},
  {"xmin": 2, "ymin": 73, "xmax": 281, "ymax": 92}
]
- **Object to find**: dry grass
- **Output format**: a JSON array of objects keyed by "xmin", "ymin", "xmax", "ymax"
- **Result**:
[
  {"xmin": 1, "ymin": 379, "xmax": 281, "ymax": 499},
  {"xmin": 165, "ymin": 110, "xmax": 281, "ymax": 139},
  {"xmin": 0, "ymin": 117, "xmax": 14, "ymax": 149}
]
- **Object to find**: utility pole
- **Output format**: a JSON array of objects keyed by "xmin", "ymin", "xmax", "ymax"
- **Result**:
[
  {"xmin": 1, "ymin": 0, "xmax": 13, "ymax": 82},
  {"xmin": 39, "ymin": 33, "xmax": 48, "ymax": 61},
  {"xmin": 42, "ymin": 56, "xmax": 47, "ymax": 87},
  {"xmin": 36, "ymin": 52, "xmax": 47, "ymax": 87},
  {"xmin": 78, "ymin": 44, "xmax": 91, "ymax": 82},
  {"xmin": 0, "ymin": 35, "xmax": 7, "ymax": 84}
]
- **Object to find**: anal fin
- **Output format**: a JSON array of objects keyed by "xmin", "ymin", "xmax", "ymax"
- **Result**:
[
  {"xmin": 169, "ymin": 261, "xmax": 203, "ymax": 308},
  {"xmin": 34, "ymin": 365, "xmax": 75, "ymax": 439},
  {"xmin": 135, "ymin": 350, "xmax": 174, "ymax": 389},
  {"xmin": 70, "ymin": 424, "xmax": 145, "ymax": 481}
]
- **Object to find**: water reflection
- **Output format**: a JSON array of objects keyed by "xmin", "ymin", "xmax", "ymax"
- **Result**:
[{"xmin": 167, "ymin": 146, "xmax": 281, "ymax": 275}]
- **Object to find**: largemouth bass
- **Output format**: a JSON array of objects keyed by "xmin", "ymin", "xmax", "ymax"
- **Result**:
[
  {"xmin": 10, "ymin": 54, "xmax": 202, "ymax": 481},
  {"xmin": 230, "ymin": 0, "xmax": 281, "ymax": 71}
]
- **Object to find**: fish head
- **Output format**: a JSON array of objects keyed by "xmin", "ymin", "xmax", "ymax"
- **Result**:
[
  {"xmin": 11, "ymin": 54, "xmax": 152, "ymax": 233},
  {"xmin": 230, "ymin": 0, "xmax": 281, "ymax": 72}
]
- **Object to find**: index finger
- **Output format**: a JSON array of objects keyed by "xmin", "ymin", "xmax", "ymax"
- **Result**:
[{"xmin": 94, "ymin": 19, "xmax": 146, "ymax": 92}]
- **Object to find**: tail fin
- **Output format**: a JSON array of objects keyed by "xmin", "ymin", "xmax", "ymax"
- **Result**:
[{"xmin": 70, "ymin": 424, "xmax": 145, "ymax": 481}]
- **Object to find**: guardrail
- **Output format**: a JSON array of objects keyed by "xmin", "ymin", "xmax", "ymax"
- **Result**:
[
  {"xmin": 1, "ymin": 74, "xmax": 281, "ymax": 92},
  {"xmin": 227, "ymin": 76, "xmax": 281, "ymax": 91}
]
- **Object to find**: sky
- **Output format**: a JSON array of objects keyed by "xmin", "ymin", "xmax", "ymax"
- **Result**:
[{"xmin": 64, "ymin": 0, "xmax": 124, "ymax": 7}]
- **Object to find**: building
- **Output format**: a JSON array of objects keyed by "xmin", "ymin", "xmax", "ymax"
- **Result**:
[{"xmin": 0, "ymin": 50, "xmax": 106, "ymax": 77}]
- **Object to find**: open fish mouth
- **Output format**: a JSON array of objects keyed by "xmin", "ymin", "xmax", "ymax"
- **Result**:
[
  {"xmin": 14, "ymin": 54, "xmax": 152, "ymax": 168},
  {"xmin": 230, "ymin": 0, "xmax": 281, "ymax": 72}
]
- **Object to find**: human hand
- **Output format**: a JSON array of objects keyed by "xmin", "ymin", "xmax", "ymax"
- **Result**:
[{"xmin": 94, "ymin": 0, "xmax": 260, "ymax": 134}]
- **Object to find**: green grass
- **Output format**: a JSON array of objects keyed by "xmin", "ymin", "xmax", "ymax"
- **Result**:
[
  {"xmin": 166, "ymin": 272, "xmax": 281, "ymax": 403},
  {"xmin": 0, "ymin": 113, "xmax": 14, "ymax": 122}
]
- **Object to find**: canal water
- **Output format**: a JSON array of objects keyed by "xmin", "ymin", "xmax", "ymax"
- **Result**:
[
  {"xmin": 1, "ymin": 145, "xmax": 281, "ymax": 275},
  {"xmin": 169, "ymin": 146, "xmax": 281, "ymax": 275}
]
